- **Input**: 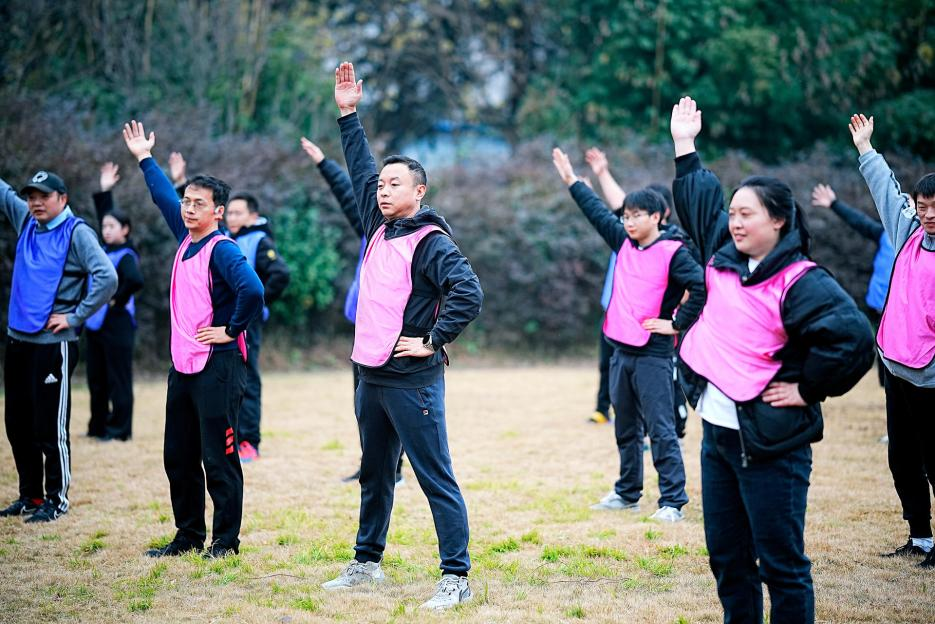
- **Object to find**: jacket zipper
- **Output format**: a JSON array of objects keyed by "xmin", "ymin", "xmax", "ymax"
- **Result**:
[{"xmin": 736, "ymin": 405, "xmax": 749, "ymax": 468}]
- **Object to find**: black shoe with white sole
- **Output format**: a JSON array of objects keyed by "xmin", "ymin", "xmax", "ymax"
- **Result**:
[
  {"xmin": 24, "ymin": 500, "xmax": 64, "ymax": 523},
  {"xmin": 0, "ymin": 498, "xmax": 42, "ymax": 517}
]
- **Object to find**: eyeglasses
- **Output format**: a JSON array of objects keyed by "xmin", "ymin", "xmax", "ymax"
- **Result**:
[
  {"xmin": 620, "ymin": 212, "xmax": 650, "ymax": 223},
  {"xmin": 181, "ymin": 198, "xmax": 212, "ymax": 209}
]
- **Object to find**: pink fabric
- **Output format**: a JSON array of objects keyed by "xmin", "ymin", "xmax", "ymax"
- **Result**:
[
  {"xmin": 351, "ymin": 223, "xmax": 443, "ymax": 367},
  {"xmin": 680, "ymin": 259, "xmax": 816, "ymax": 402},
  {"xmin": 877, "ymin": 227, "xmax": 935, "ymax": 368},
  {"xmin": 603, "ymin": 238, "xmax": 683, "ymax": 347},
  {"xmin": 170, "ymin": 234, "xmax": 247, "ymax": 374}
]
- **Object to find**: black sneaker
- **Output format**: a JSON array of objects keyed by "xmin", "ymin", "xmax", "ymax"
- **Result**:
[
  {"xmin": 146, "ymin": 539, "xmax": 201, "ymax": 558},
  {"xmin": 202, "ymin": 541, "xmax": 238, "ymax": 559},
  {"xmin": 0, "ymin": 497, "xmax": 42, "ymax": 517},
  {"xmin": 882, "ymin": 539, "xmax": 928, "ymax": 558},
  {"xmin": 920, "ymin": 549, "xmax": 935, "ymax": 569},
  {"xmin": 342, "ymin": 469, "xmax": 361, "ymax": 483},
  {"xmin": 24, "ymin": 500, "xmax": 63, "ymax": 523}
]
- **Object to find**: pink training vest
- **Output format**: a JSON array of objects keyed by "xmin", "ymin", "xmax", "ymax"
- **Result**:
[
  {"xmin": 351, "ymin": 223, "xmax": 444, "ymax": 367},
  {"xmin": 680, "ymin": 259, "xmax": 816, "ymax": 402},
  {"xmin": 877, "ymin": 226, "xmax": 935, "ymax": 368},
  {"xmin": 169, "ymin": 233, "xmax": 247, "ymax": 374},
  {"xmin": 603, "ymin": 238, "xmax": 683, "ymax": 347}
]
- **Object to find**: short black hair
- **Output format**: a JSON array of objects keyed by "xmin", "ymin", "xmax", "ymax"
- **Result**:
[
  {"xmin": 381, "ymin": 155, "xmax": 427, "ymax": 187},
  {"xmin": 104, "ymin": 207, "xmax": 132, "ymax": 233},
  {"xmin": 229, "ymin": 191, "xmax": 260, "ymax": 214},
  {"xmin": 186, "ymin": 175, "xmax": 231, "ymax": 208},
  {"xmin": 645, "ymin": 183, "xmax": 674, "ymax": 213},
  {"xmin": 622, "ymin": 188, "xmax": 667, "ymax": 217},
  {"xmin": 914, "ymin": 173, "xmax": 935, "ymax": 202}
]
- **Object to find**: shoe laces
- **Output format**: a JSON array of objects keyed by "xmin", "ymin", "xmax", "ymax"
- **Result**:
[
  {"xmin": 435, "ymin": 575, "xmax": 462, "ymax": 595},
  {"xmin": 344, "ymin": 561, "xmax": 372, "ymax": 578}
]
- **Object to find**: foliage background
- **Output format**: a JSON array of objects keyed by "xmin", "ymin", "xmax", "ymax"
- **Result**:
[{"xmin": 0, "ymin": 0, "xmax": 933, "ymax": 367}]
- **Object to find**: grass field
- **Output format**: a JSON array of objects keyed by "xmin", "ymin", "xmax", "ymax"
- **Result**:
[{"xmin": 0, "ymin": 366, "xmax": 933, "ymax": 623}]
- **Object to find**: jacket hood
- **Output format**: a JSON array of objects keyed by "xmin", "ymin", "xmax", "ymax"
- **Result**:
[{"xmin": 384, "ymin": 205, "xmax": 454, "ymax": 239}]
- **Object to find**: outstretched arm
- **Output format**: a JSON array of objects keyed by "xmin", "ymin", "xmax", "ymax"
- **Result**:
[
  {"xmin": 553, "ymin": 148, "xmax": 627, "ymax": 251},
  {"xmin": 850, "ymin": 113, "xmax": 916, "ymax": 248},
  {"xmin": 93, "ymin": 162, "xmax": 120, "ymax": 226},
  {"xmin": 335, "ymin": 62, "xmax": 383, "ymax": 239},
  {"xmin": 122, "ymin": 120, "xmax": 186, "ymax": 242},
  {"xmin": 812, "ymin": 184, "xmax": 884, "ymax": 242},
  {"xmin": 585, "ymin": 147, "xmax": 626, "ymax": 210},
  {"xmin": 302, "ymin": 137, "xmax": 363, "ymax": 237},
  {"xmin": 670, "ymin": 97, "xmax": 729, "ymax": 263},
  {"xmin": 0, "ymin": 176, "xmax": 29, "ymax": 235}
]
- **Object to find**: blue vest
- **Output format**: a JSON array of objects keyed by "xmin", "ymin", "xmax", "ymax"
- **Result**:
[
  {"xmin": 344, "ymin": 236, "xmax": 367, "ymax": 324},
  {"xmin": 8, "ymin": 214, "xmax": 84, "ymax": 333},
  {"xmin": 85, "ymin": 247, "xmax": 139, "ymax": 331},
  {"xmin": 866, "ymin": 232, "xmax": 895, "ymax": 313},
  {"xmin": 600, "ymin": 252, "xmax": 616, "ymax": 311},
  {"xmin": 236, "ymin": 230, "xmax": 270, "ymax": 322}
]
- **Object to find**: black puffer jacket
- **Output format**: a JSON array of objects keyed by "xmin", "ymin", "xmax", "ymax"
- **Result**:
[{"xmin": 673, "ymin": 151, "xmax": 875, "ymax": 462}]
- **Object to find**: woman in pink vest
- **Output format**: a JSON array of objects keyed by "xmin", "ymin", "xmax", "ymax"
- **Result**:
[
  {"xmin": 122, "ymin": 120, "xmax": 264, "ymax": 560},
  {"xmin": 670, "ymin": 97, "xmax": 874, "ymax": 624},
  {"xmin": 849, "ymin": 113, "xmax": 935, "ymax": 568}
]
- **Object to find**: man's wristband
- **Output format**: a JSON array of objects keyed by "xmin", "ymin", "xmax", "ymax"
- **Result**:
[
  {"xmin": 224, "ymin": 325, "xmax": 237, "ymax": 339},
  {"xmin": 422, "ymin": 333, "xmax": 439, "ymax": 352}
]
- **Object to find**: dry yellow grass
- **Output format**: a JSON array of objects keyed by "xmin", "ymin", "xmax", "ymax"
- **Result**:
[{"xmin": 0, "ymin": 366, "xmax": 933, "ymax": 623}]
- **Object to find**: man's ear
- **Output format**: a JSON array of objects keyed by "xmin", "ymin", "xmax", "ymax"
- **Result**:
[
  {"xmin": 415, "ymin": 184, "xmax": 427, "ymax": 201},
  {"xmin": 214, "ymin": 204, "xmax": 225, "ymax": 219}
]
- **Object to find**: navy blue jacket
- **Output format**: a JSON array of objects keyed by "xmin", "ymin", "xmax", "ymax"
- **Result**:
[
  {"xmin": 339, "ymin": 112, "xmax": 483, "ymax": 388},
  {"xmin": 140, "ymin": 157, "xmax": 264, "ymax": 351},
  {"xmin": 673, "ymin": 151, "xmax": 874, "ymax": 460}
]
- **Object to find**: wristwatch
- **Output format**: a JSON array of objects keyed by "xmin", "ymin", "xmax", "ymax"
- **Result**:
[
  {"xmin": 224, "ymin": 325, "xmax": 237, "ymax": 339},
  {"xmin": 422, "ymin": 333, "xmax": 437, "ymax": 351}
]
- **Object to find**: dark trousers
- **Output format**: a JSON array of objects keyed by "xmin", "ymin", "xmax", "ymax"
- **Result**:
[
  {"xmin": 352, "ymin": 363, "xmax": 403, "ymax": 478},
  {"xmin": 610, "ymin": 349, "xmax": 687, "ymax": 509},
  {"xmin": 4, "ymin": 337, "xmax": 78, "ymax": 513},
  {"xmin": 86, "ymin": 314, "xmax": 135, "ymax": 440},
  {"xmin": 354, "ymin": 376, "xmax": 470, "ymax": 574},
  {"xmin": 702, "ymin": 420, "xmax": 814, "ymax": 624},
  {"xmin": 164, "ymin": 351, "xmax": 246, "ymax": 549},
  {"xmin": 884, "ymin": 368, "xmax": 935, "ymax": 538},
  {"xmin": 673, "ymin": 356, "xmax": 688, "ymax": 438},
  {"xmin": 237, "ymin": 319, "xmax": 263, "ymax": 448},
  {"xmin": 595, "ymin": 333, "xmax": 612, "ymax": 415}
]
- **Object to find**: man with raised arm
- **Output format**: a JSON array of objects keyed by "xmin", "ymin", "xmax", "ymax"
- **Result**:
[
  {"xmin": 0, "ymin": 170, "xmax": 117, "ymax": 523},
  {"xmin": 320, "ymin": 62, "xmax": 483, "ymax": 611},
  {"xmin": 122, "ymin": 120, "xmax": 264, "ymax": 559}
]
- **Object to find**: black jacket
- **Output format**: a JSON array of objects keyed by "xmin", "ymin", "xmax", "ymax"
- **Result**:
[
  {"xmin": 231, "ymin": 219, "xmax": 291, "ymax": 305},
  {"xmin": 673, "ymin": 152, "xmax": 874, "ymax": 461},
  {"xmin": 318, "ymin": 158, "xmax": 364, "ymax": 238},
  {"xmin": 339, "ymin": 112, "xmax": 484, "ymax": 388},
  {"xmin": 569, "ymin": 181, "xmax": 706, "ymax": 357}
]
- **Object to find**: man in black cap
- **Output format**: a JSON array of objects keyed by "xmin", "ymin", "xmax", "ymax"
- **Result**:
[{"xmin": 0, "ymin": 170, "xmax": 117, "ymax": 522}]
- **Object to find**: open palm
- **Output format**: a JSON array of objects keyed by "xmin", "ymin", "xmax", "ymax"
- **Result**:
[
  {"xmin": 122, "ymin": 120, "xmax": 155, "ymax": 161},
  {"xmin": 334, "ymin": 62, "xmax": 363, "ymax": 112},
  {"xmin": 670, "ymin": 96, "xmax": 702, "ymax": 141}
]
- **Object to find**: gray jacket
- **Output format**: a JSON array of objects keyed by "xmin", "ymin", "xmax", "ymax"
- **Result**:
[
  {"xmin": 1, "ymin": 177, "xmax": 118, "ymax": 344},
  {"xmin": 858, "ymin": 149, "xmax": 935, "ymax": 386}
]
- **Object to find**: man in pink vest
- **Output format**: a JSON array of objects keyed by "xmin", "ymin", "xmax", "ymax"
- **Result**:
[
  {"xmin": 850, "ymin": 114, "xmax": 935, "ymax": 568},
  {"xmin": 552, "ymin": 149, "xmax": 705, "ymax": 523},
  {"xmin": 122, "ymin": 120, "xmax": 264, "ymax": 559},
  {"xmin": 321, "ymin": 63, "xmax": 483, "ymax": 611}
]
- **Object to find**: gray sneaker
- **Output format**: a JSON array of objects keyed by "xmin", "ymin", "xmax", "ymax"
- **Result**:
[
  {"xmin": 590, "ymin": 491, "xmax": 640, "ymax": 511},
  {"xmin": 321, "ymin": 560, "xmax": 386, "ymax": 589},
  {"xmin": 650, "ymin": 506, "xmax": 684, "ymax": 522},
  {"xmin": 419, "ymin": 574, "xmax": 472, "ymax": 610}
]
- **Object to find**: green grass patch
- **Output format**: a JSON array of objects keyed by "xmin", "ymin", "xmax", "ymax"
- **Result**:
[
  {"xmin": 79, "ymin": 536, "xmax": 106, "ymax": 555},
  {"xmin": 559, "ymin": 558, "xmax": 615, "ymax": 578},
  {"xmin": 321, "ymin": 439, "xmax": 344, "ymax": 450},
  {"xmin": 582, "ymin": 545, "xmax": 627, "ymax": 561},
  {"xmin": 521, "ymin": 530, "xmax": 541, "ymax": 545},
  {"xmin": 485, "ymin": 537, "xmax": 520, "ymax": 554},
  {"xmin": 291, "ymin": 597, "xmax": 321, "ymax": 612},
  {"xmin": 294, "ymin": 539, "xmax": 354, "ymax": 565},
  {"xmin": 147, "ymin": 533, "xmax": 174, "ymax": 550},
  {"xmin": 636, "ymin": 556, "xmax": 673, "ymax": 577},
  {"xmin": 47, "ymin": 582, "xmax": 94, "ymax": 605},
  {"xmin": 695, "ymin": 546, "xmax": 709, "ymax": 557},
  {"xmin": 565, "ymin": 604, "xmax": 586, "ymax": 618},
  {"xmin": 645, "ymin": 529, "xmax": 662, "ymax": 541},
  {"xmin": 541, "ymin": 545, "xmax": 576, "ymax": 562},
  {"xmin": 659, "ymin": 544, "xmax": 689, "ymax": 558},
  {"xmin": 590, "ymin": 528, "xmax": 616, "ymax": 540},
  {"xmin": 40, "ymin": 534, "xmax": 60, "ymax": 542},
  {"xmin": 276, "ymin": 533, "xmax": 300, "ymax": 546},
  {"xmin": 465, "ymin": 479, "xmax": 522, "ymax": 492},
  {"xmin": 115, "ymin": 562, "xmax": 167, "ymax": 613}
]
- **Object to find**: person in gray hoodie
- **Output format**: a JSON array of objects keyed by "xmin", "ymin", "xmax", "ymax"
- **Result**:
[
  {"xmin": 0, "ymin": 170, "xmax": 117, "ymax": 523},
  {"xmin": 850, "ymin": 113, "xmax": 935, "ymax": 568}
]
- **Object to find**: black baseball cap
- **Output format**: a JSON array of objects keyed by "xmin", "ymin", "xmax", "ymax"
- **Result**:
[{"xmin": 21, "ymin": 171, "xmax": 68, "ymax": 195}]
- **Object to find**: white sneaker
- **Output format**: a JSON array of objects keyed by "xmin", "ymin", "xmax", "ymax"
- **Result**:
[
  {"xmin": 650, "ymin": 506, "xmax": 684, "ymax": 522},
  {"xmin": 419, "ymin": 574, "xmax": 472, "ymax": 610},
  {"xmin": 321, "ymin": 561, "xmax": 385, "ymax": 589},
  {"xmin": 590, "ymin": 491, "xmax": 640, "ymax": 511},
  {"xmin": 395, "ymin": 476, "xmax": 406, "ymax": 489}
]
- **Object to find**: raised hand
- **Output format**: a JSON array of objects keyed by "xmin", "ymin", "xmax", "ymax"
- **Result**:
[
  {"xmin": 122, "ymin": 120, "xmax": 155, "ymax": 162},
  {"xmin": 551, "ymin": 148, "xmax": 577, "ymax": 187},
  {"xmin": 300, "ymin": 137, "xmax": 326, "ymax": 164},
  {"xmin": 811, "ymin": 184, "xmax": 837, "ymax": 209},
  {"xmin": 848, "ymin": 113, "xmax": 874, "ymax": 156},
  {"xmin": 168, "ymin": 151, "xmax": 187, "ymax": 184},
  {"xmin": 585, "ymin": 148, "xmax": 609, "ymax": 177},
  {"xmin": 670, "ymin": 96, "xmax": 702, "ymax": 157},
  {"xmin": 335, "ymin": 62, "xmax": 363, "ymax": 115},
  {"xmin": 99, "ymin": 162, "xmax": 120, "ymax": 192}
]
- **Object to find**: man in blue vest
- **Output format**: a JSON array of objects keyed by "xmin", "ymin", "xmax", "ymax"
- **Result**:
[
  {"xmin": 0, "ymin": 170, "xmax": 117, "ymax": 522},
  {"xmin": 225, "ymin": 193, "xmax": 290, "ymax": 461}
]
